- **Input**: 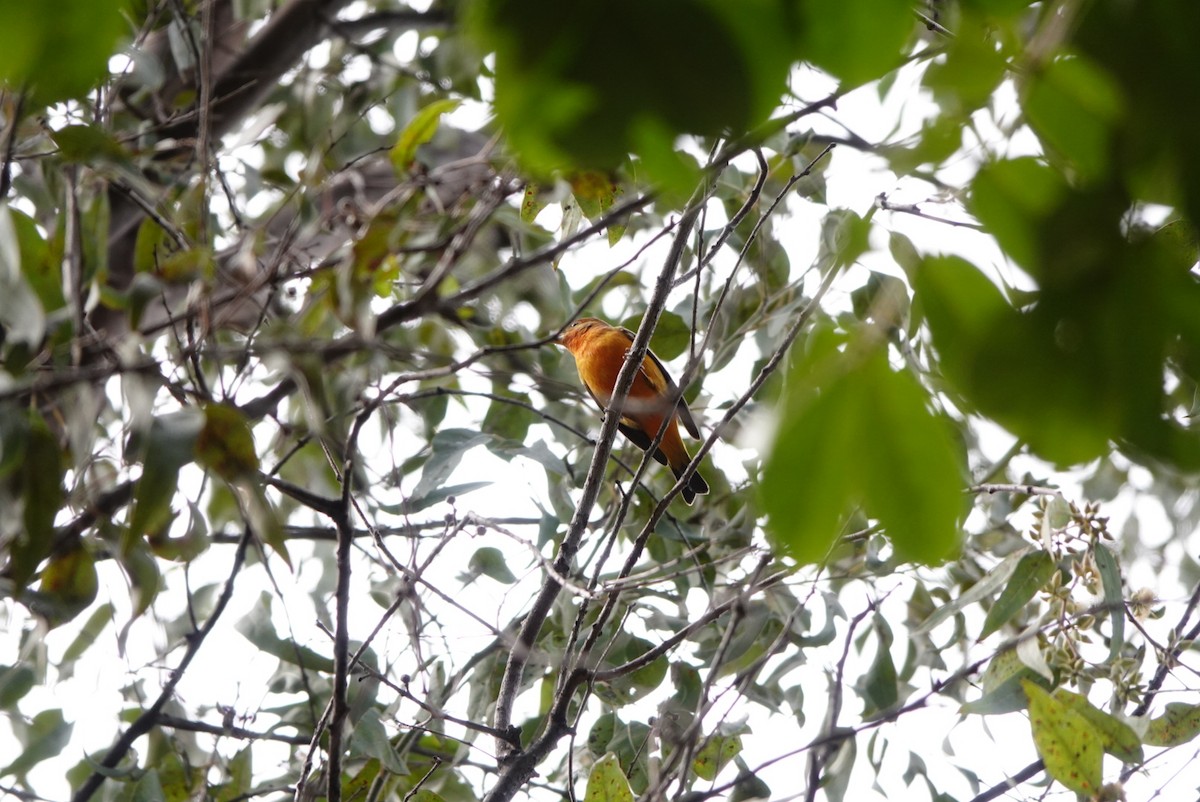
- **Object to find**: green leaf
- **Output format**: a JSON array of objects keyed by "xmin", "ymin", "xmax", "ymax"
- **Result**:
[
  {"xmin": 860, "ymin": 616, "xmax": 899, "ymax": 715},
  {"xmin": 923, "ymin": 14, "xmax": 1010, "ymax": 112},
  {"xmin": 0, "ymin": 0, "xmax": 128, "ymax": 103},
  {"xmin": 764, "ymin": 324, "xmax": 963, "ymax": 565},
  {"xmin": 396, "ymin": 481, "xmax": 492, "ymax": 515},
  {"xmin": 1093, "ymin": 544, "xmax": 1125, "ymax": 661},
  {"xmin": 855, "ymin": 351, "xmax": 963, "ymax": 563},
  {"xmin": 236, "ymin": 594, "xmax": 335, "ymax": 674},
  {"xmin": 730, "ymin": 769, "xmax": 772, "ymax": 802},
  {"xmin": 968, "ymin": 158, "xmax": 1066, "ymax": 272},
  {"xmin": 979, "ymin": 550, "xmax": 1055, "ymax": 640},
  {"xmin": 1052, "ymin": 690, "xmax": 1143, "ymax": 763},
  {"xmin": 584, "ymin": 753, "xmax": 634, "ymax": 802},
  {"xmin": 130, "ymin": 410, "xmax": 204, "ymax": 538},
  {"xmin": 1144, "ymin": 702, "xmax": 1200, "ymax": 747},
  {"xmin": 411, "ymin": 429, "xmax": 494, "ymax": 501},
  {"xmin": 0, "ymin": 708, "xmax": 72, "ymax": 780},
  {"xmin": 761, "ymin": 329, "xmax": 858, "ymax": 563},
  {"xmin": 1023, "ymin": 681, "xmax": 1103, "ymax": 797},
  {"xmin": 390, "ymin": 98, "xmax": 462, "ymax": 173},
  {"xmin": 520, "ymin": 182, "xmax": 546, "ymax": 224},
  {"xmin": 51, "ymin": 124, "xmax": 130, "ymax": 165},
  {"xmin": 350, "ymin": 709, "xmax": 407, "ymax": 775},
  {"xmin": 596, "ymin": 634, "xmax": 669, "ymax": 705},
  {"xmin": 0, "ymin": 664, "xmax": 35, "ymax": 709},
  {"xmin": 118, "ymin": 537, "xmax": 162, "ymax": 620},
  {"xmin": 0, "ymin": 203, "xmax": 47, "ymax": 351},
  {"xmin": 471, "ymin": 0, "xmax": 792, "ymax": 174},
  {"xmin": 693, "ymin": 733, "xmax": 742, "ymax": 781},
  {"xmin": 132, "ymin": 769, "xmax": 168, "ymax": 802},
  {"xmin": 797, "ymin": 0, "xmax": 913, "ymax": 87},
  {"xmin": 196, "ymin": 403, "xmax": 259, "ymax": 481},
  {"xmin": 915, "ymin": 254, "xmax": 1114, "ymax": 465},
  {"xmin": 59, "ymin": 603, "xmax": 113, "ymax": 670},
  {"xmin": 961, "ymin": 647, "xmax": 1051, "ymax": 715},
  {"xmin": 10, "ymin": 412, "xmax": 63, "ymax": 589},
  {"xmin": 1022, "ymin": 56, "xmax": 1123, "ymax": 182},
  {"xmin": 33, "ymin": 545, "xmax": 98, "ymax": 626},
  {"xmin": 482, "ymin": 384, "xmax": 534, "ymax": 442},
  {"xmin": 620, "ymin": 310, "xmax": 693, "ymax": 362},
  {"xmin": 587, "ymin": 713, "xmax": 617, "ymax": 756},
  {"xmin": 465, "ymin": 546, "xmax": 518, "ymax": 584},
  {"xmin": 916, "ymin": 548, "xmax": 1028, "ymax": 635}
]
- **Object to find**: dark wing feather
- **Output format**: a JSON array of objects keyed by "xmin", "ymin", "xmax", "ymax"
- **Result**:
[
  {"xmin": 616, "ymin": 326, "xmax": 702, "ymax": 439},
  {"xmin": 581, "ymin": 377, "xmax": 670, "ymax": 466}
]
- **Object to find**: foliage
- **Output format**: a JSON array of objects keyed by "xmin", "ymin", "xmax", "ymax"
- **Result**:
[{"xmin": 1, "ymin": 1, "xmax": 1200, "ymax": 802}]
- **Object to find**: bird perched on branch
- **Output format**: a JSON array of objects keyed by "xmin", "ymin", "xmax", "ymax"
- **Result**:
[{"xmin": 556, "ymin": 317, "xmax": 710, "ymax": 504}]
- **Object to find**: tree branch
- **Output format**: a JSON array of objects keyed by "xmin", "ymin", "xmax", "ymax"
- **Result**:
[{"xmin": 71, "ymin": 529, "xmax": 252, "ymax": 802}]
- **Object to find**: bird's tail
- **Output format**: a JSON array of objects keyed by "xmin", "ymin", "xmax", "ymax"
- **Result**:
[{"xmin": 673, "ymin": 464, "xmax": 710, "ymax": 505}]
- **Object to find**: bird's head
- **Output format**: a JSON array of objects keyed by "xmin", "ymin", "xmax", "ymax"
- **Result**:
[{"xmin": 556, "ymin": 317, "xmax": 605, "ymax": 350}]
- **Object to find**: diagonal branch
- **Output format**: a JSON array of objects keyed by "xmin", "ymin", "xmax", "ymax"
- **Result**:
[
  {"xmin": 70, "ymin": 529, "xmax": 252, "ymax": 802},
  {"xmin": 486, "ymin": 199, "xmax": 704, "ymax": 791}
]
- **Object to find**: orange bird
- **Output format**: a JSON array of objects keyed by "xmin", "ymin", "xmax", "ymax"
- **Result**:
[{"xmin": 557, "ymin": 317, "xmax": 710, "ymax": 504}]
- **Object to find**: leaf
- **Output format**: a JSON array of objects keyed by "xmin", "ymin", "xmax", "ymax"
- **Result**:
[
  {"xmin": 390, "ymin": 98, "xmax": 462, "ymax": 173},
  {"xmin": 0, "ymin": 0, "xmax": 128, "ymax": 103},
  {"xmin": 584, "ymin": 753, "xmax": 634, "ymax": 802},
  {"xmin": 0, "ymin": 709, "xmax": 72, "ymax": 780},
  {"xmin": 482, "ymin": 383, "xmax": 534, "ymax": 442},
  {"xmin": 1022, "ymin": 55, "xmax": 1123, "ymax": 181},
  {"xmin": 860, "ymin": 616, "xmax": 899, "ymax": 716},
  {"xmin": 1144, "ymin": 702, "xmax": 1200, "ymax": 747},
  {"xmin": 922, "ymin": 13, "xmax": 1010, "ymax": 112},
  {"xmin": 11, "ymin": 412, "xmax": 63, "ymax": 589},
  {"xmin": 588, "ymin": 713, "xmax": 617, "ymax": 756},
  {"xmin": 916, "ymin": 548, "xmax": 1028, "ymax": 635},
  {"xmin": 130, "ymin": 410, "xmax": 205, "ymax": 537},
  {"xmin": 1053, "ymin": 690, "xmax": 1143, "ymax": 763},
  {"xmin": 213, "ymin": 744, "xmax": 250, "ymax": 802},
  {"xmin": 464, "ymin": 546, "xmax": 518, "ymax": 584},
  {"xmin": 59, "ymin": 603, "xmax": 113, "ymax": 673},
  {"xmin": 520, "ymin": 182, "xmax": 546, "ymax": 224},
  {"xmin": 569, "ymin": 171, "xmax": 618, "ymax": 220},
  {"xmin": 855, "ymin": 351, "xmax": 964, "ymax": 563},
  {"xmin": 620, "ymin": 310, "xmax": 692, "ymax": 362},
  {"xmin": 1023, "ymin": 681, "xmax": 1103, "ymax": 797},
  {"xmin": 961, "ymin": 647, "xmax": 1051, "ymax": 715},
  {"xmin": 51, "ymin": 124, "xmax": 129, "ymax": 165},
  {"xmin": 797, "ymin": 0, "xmax": 913, "ymax": 87},
  {"xmin": 33, "ymin": 545, "xmax": 98, "ymax": 626},
  {"xmin": 236, "ymin": 594, "xmax": 335, "ymax": 674},
  {"xmin": 693, "ymin": 733, "xmax": 742, "ymax": 780},
  {"xmin": 350, "ymin": 709, "xmax": 407, "ymax": 775},
  {"xmin": 596, "ymin": 634, "xmax": 669, "ymax": 705},
  {"xmin": 1093, "ymin": 544, "xmax": 1125, "ymax": 661},
  {"xmin": 979, "ymin": 550, "xmax": 1055, "ymax": 640},
  {"xmin": 118, "ymin": 537, "xmax": 163, "ymax": 620},
  {"xmin": 763, "ymin": 327, "xmax": 963, "ymax": 565},
  {"xmin": 730, "ymin": 769, "xmax": 771, "ymax": 802},
  {"xmin": 0, "ymin": 664, "xmax": 35, "ymax": 709},
  {"xmin": 472, "ymin": 0, "xmax": 792, "ymax": 174},
  {"xmin": 0, "ymin": 203, "xmax": 46, "ymax": 348},
  {"xmin": 195, "ymin": 403, "xmax": 259, "ymax": 481},
  {"xmin": 411, "ymin": 429, "xmax": 494, "ymax": 501}
]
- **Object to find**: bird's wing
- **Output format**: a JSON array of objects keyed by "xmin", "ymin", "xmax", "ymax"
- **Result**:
[
  {"xmin": 580, "ymin": 374, "xmax": 669, "ymax": 466},
  {"xmin": 616, "ymin": 326, "xmax": 702, "ymax": 439}
]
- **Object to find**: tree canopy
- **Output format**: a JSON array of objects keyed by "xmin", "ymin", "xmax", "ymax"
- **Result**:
[{"xmin": 2, "ymin": 1, "xmax": 1200, "ymax": 801}]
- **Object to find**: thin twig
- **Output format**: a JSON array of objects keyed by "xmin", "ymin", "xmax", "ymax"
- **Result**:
[{"xmin": 71, "ymin": 530, "xmax": 253, "ymax": 802}]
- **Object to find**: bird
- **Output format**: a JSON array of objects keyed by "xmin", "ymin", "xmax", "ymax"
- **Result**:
[{"xmin": 556, "ymin": 317, "xmax": 710, "ymax": 504}]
